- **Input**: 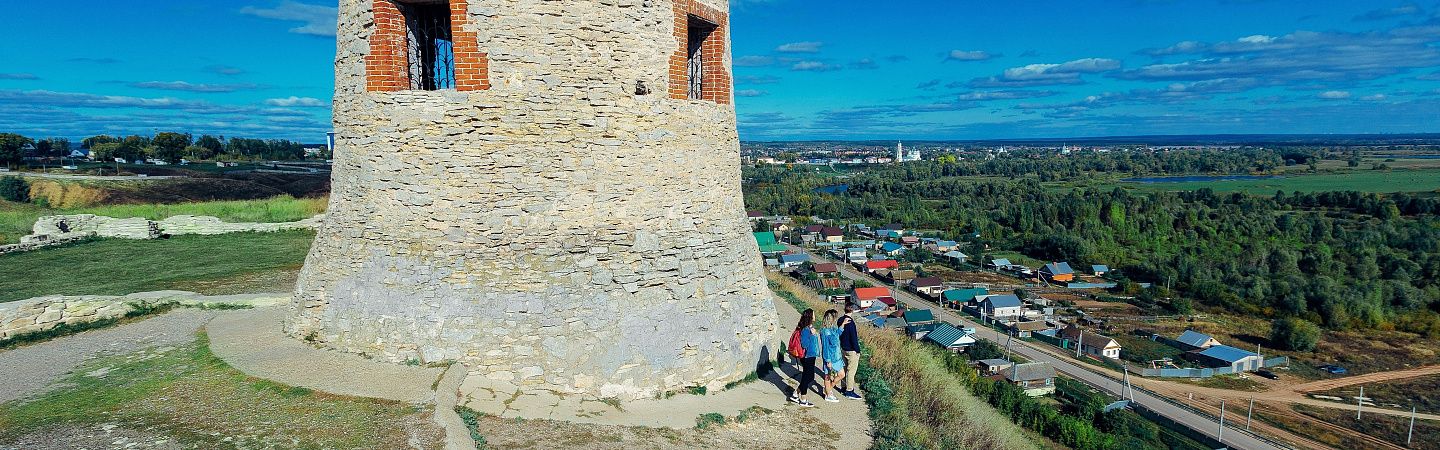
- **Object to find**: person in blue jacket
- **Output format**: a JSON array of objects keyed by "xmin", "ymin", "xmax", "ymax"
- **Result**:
[
  {"xmin": 788, "ymin": 308, "xmax": 820, "ymax": 407},
  {"xmin": 818, "ymin": 309, "xmax": 846, "ymax": 402}
]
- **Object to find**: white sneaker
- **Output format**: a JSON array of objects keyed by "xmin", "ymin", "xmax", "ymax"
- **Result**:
[{"xmin": 824, "ymin": 395, "xmax": 840, "ymax": 403}]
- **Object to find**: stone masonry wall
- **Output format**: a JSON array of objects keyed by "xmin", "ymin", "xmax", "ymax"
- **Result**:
[
  {"xmin": 289, "ymin": 0, "xmax": 778, "ymax": 400},
  {"xmin": 0, "ymin": 291, "xmax": 289, "ymax": 342}
]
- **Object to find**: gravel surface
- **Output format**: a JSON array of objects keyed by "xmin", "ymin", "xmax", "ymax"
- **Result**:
[{"xmin": 0, "ymin": 309, "xmax": 217, "ymax": 404}]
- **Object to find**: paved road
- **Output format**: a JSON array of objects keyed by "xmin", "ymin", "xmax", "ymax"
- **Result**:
[
  {"xmin": 793, "ymin": 246, "xmax": 1287, "ymax": 450},
  {"xmin": 5, "ymin": 171, "xmax": 183, "ymax": 181}
]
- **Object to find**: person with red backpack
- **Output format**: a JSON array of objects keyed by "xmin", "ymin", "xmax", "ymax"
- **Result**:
[{"xmin": 787, "ymin": 308, "xmax": 821, "ymax": 407}]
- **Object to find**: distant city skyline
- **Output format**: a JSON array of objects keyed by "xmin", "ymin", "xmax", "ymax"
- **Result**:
[{"xmin": 2, "ymin": 0, "xmax": 1439, "ymax": 141}]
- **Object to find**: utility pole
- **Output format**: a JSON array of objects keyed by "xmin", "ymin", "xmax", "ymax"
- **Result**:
[
  {"xmin": 1408, "ymin": 405, "xmax": 1416, "ymax": 446},
  {"xmin": 1357, "ymin": 386, "xmax": 1364, "ymax": 420},
  {"xmin": 1246, "ymin": 398, "xmax": 1254, "ymax": 431},
  {"xmin": 1117, "ymin": 363, "xmax": 1128, "ymax": 403},
  {"xmin": 1076, "ymin": 330, "xmax": 1083, "ymax": 358},
  {"xmin": 1218, "ymin": 399, "xmax": 1226, "ymax": 444}
]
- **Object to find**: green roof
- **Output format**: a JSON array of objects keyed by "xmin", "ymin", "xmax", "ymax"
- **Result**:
[
  {"xmin": 943, "ymin": 288, "xmax": 989, "ymax": 302},
  {"xmin": 753, "ymin": 231, "xmax": 786, "ymax": 253},
  {"xmin": 903, "ymin": 309, "xmax": 935, "ymax": 324}
]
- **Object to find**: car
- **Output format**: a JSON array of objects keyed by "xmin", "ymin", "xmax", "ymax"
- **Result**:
[
  {"xmin": 1318, "ymin": 364, "xmax": 1348, "ymax": 375},
  {"xmin": 1255, "ymin": 369, "xmax": 1279, "ymax": 380}
]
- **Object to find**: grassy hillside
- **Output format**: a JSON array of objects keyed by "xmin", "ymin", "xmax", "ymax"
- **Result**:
[{"xmin": 0, "ymin": 230, "xmax": 315, "ymax": 302}]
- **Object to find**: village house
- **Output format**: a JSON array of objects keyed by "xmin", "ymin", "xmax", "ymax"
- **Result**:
[
  {"xmin": 844, "ymin": 247, "xmax": 868, "ymax": 264},
  {"xmin": 924, "ymin": 239, "xmax": 959, "ymax": 253},
  {"xmin": 1090, "ymin": 264, "xmax": 1110, "ymax": 276},
  {"xmin": 863, "ymin": 259, "xmax": 899, "ymax": 273},
  {"xmin": 853, "ymin": 286, "xmax": 895, "ymax": 309},
  {"xmin": 1001, "ymin": 362, "xmax": 1057, "ymax": 396},
  {"xmin": 899, "ymin": 235, "xmax": 921, "ymax": 248},
  {"xmin": 1189, "ymin": 345, "xmax": 1265, "ymax": 371},
  {"xmin": 1006, "ymin": 319, "xmax": 1052, "ymax": 338},
  {"xmin": 910, "ymin": 276, "xmax": 945, "ymax": 297},
  {"xmin": 987, "ymin": 258, "xmax": 1013, "ymax": 270},
  {"xmin": 1059, "ymin": 325, "xmax": 1122, "ymax": 359},
  {"xmin": 878, "ymin": 241, "xmax": 904, "ymax": 256},
  {"xmin": 752, "ymin": 231, "xmax": 786, "ymax": 256},
  {"xmin": 942, "ymin": 287, "xmax": 989, "ymax": 308},
  {"xmin": 903, "ymin": 309, "xmax": 939, "ymax": 339},
  {"xmin": 979, "ymin": 294, "xmax": 1024, "ymax": 321},
  {"xmin": 778, "ymin": 253, "xmax": 810, "ymax": 269},
  {"xmin": 924, "ymin": 323, "xmax": 976, "ymax": 352},
  {"xmin": 1040, "ymin": 261, "xmax": 1076, "ymax": 283},
  {"xmin": 1175, "ymin": 330, "xmax": 1221, "ymax": 350},
  {"xmin": 942, "ymin": 250, "xmax": 969, "ymax": 264},
  {"xmin": 976, "ymin": 358, "xmax": 1014, "ymax": 375},
  {"xmin": 804, "ymin": 262, "xmax": 851, "ymax": 290}
]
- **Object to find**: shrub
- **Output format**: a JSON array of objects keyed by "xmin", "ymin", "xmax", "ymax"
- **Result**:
[
  {"xmin": 1270, "ymin": 317, "xmax": 1321, "ymax": 351},
  {"xmin": 0, "ymin": 176, "xmax": 28, "ymax": 203},
  {"xmin": 694, "ymin": 412, "xmax": 726, "ymax": 430}
]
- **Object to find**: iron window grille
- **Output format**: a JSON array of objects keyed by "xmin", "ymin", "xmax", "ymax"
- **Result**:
[
  {"xmin": 686, "ymin": 16, "xmax": 717, "ymax": 100},
  {"xmin": 399, "ymin": 1, "xmax": 455, "ymax": 91}
]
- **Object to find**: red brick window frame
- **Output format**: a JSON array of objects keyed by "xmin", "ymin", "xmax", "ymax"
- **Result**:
[
  {"xmin": 669, "ymin": 1, "xmax": 731, "ymax": 104},
  {"xmin": 366, "ymin": 0, "xmax": 490, "ymax": 92}
]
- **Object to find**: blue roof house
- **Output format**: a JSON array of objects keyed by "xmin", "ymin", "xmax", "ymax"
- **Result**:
[
  {"xmin": 924, "ymin": 323, "xmax": 976, "ymax": 351},
  {"xmin": 879, "ymin": 241, "xmax": 904, "ymax": 256},
  {"xmin": 1191, "ymin": 345, "xmax": 1264, "ymax": 371}
]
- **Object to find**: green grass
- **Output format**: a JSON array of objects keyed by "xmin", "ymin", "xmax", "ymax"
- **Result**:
[
  {"xmin": 1121, "ymin": 168, "xmax": 1440, "ymax": 195},
  {"xmin": 0, "ymin": 195, "xmax": 326, "ymax": 244},
  {"xmin": 0, "ymin": 333, "xmax": 443, "ymax": 448},
  {"xmin": 0, "ymin": 230, "xmax": 314, "ymax": 303}
]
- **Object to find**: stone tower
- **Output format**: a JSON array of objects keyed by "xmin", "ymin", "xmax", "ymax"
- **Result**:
[{"xmin": 287, "ymin": 0, "xmax": 777, "ymax": 400}]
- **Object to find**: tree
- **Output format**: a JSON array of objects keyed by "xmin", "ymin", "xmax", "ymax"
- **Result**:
[
  {"xmin": 82, "ymin": 135, "xmax": 119, "ymax": 149},
  {"xmin": 151, "ymin": 132, "xmax": 192, "ymax": 163},
  {"xmin": 1270, "ymin": 317, "xmax": 1321, "ymax": 351},
  {"xmin": 195, "ymin": 134, "xmax": 224, "ymax": 153},
  {"xmin": 184, "ymin": 145, "xmax": 216, "ymax": 161},
  {"xmin": 0, "ymin": 133, "xmax": 33, "ymax": 168},
  {"xmin": 0, "ymin": 176, "xmax": 28, "ymax": 202}
]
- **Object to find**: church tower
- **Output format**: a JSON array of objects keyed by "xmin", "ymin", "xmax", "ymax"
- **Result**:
[{"xmin": 289, "ymin": 0, "xmax": 777, "ymax": 400}]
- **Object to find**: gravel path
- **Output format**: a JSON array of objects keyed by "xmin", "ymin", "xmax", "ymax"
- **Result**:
[{"xmin": 0, "ymin": 309, "xmax": 217, "ymax": 404}]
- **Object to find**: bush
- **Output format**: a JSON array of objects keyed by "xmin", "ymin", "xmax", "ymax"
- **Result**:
[
  {"xmin": 0, "ymin": 176, "xmax": 28, "ymax": 203},
  {"xmin": 1270, "ymin": 317, "xmax": 1321, "ymax": 351}
]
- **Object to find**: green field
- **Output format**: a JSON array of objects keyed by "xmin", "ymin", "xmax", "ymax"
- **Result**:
[
  {"xmin": 0, "ymin": 195, "xmax": 327, "ymax": 244},
  {"xmin": 1122, "ymin": 168, "xmax": 1440, "ymax": 195},
  {"xmin": 0, "ymin": 230, "xmax": 314, "ymax": 303}
]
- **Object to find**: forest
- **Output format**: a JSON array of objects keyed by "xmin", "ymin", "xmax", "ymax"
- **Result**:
[{"xmin": 743, "ymin": 150, "xmax": 1440, "ymax": 340}]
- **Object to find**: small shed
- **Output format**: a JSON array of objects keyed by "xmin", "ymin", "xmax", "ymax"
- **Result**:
[
  {"xmin": 977, "ymin": 358, "xmax": 1014, "ymax": 375},
  {"xmin": 1090, "ymin": 264, "xmax": 1110, "ymax": 276},
  {"xmin": 1191, "ymin": 345, "xmax": 1264, "ymax": 372},
  {"xmin": 1176, "ymin": 330, "xmax": 1221, "ymax": 350}
]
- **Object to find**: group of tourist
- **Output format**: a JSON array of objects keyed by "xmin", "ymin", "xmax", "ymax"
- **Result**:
[{"xmin": 786, "ymin": 304, "xmax": 864, "ymax": 407}]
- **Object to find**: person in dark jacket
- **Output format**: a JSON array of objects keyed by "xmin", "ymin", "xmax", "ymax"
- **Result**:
[
  {"xmin": 838, "ymin": 303, "xmax": 863, "ymax": 399},
  {"xmin": 788, "ymin": 308, "xmax": 820, "ymax": 407}
]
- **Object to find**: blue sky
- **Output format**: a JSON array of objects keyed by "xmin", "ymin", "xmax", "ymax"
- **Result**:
[{"xmin": 2, "ymin": 1, "xmax": 1440, "ymax": 142}]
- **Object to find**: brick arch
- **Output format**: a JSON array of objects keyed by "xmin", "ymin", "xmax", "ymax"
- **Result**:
[{"xmin": 365, "ymin": 0, "xmax": 490, "ymax": 92}]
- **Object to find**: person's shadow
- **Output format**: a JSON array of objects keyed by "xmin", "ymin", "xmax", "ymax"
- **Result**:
[{"xmin": 759, "ymin": 342, "xmax": 824, "ymax": 397}]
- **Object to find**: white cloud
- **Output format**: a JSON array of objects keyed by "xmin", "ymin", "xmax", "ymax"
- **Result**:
[
  {"xmin": 791, "ymin": 61, "xmax": 842, "ymax": 72},
  {"xmin": 736, "ymin": 89, "xmax": 767, "ymax": 97},
  {"xmin": 1361, "ymin": 94, "xmax": 1387, "ymax": 101},
  {"xmin": 240, "ymin": 1, "xmax": 338, "ymax": 37},
  {"xmin": 0, "ymin": 73, "xmax": 39, "ymax": 80},
  {"xmin": 946, "ymin": 50, "xmax": 995, "ymax": 61},
  {"xmin": 775, "ymin": 41, "xmax": 822, "ymax": 53},
  {"xmin": 1318, "ymin": 90, "xmax": 1351, "ymax": 99},
  {"xmin": 734, "ymin": 56, "xmax": 775, "ymax": 67},
  {"xmin": 129, "ymin": 81, "xmax": 258, "ymax": 93},
  {"xmin": 265, "ymin": 96, "xmax": 327, "ymax": 107}
]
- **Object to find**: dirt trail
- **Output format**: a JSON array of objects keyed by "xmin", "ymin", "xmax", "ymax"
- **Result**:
[{"xmin": 1288, "ymin": 365, "xmax": 1440, "ymax": 393}]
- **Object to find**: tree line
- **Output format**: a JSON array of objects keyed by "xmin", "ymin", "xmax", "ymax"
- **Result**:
[
  {"xmin": 744, "ymin": 152, "xmax": 1440, "ymax": 340},
  {"xmin": 0, "ymin": 132, "xmax": 318, "ymax": 167}
]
